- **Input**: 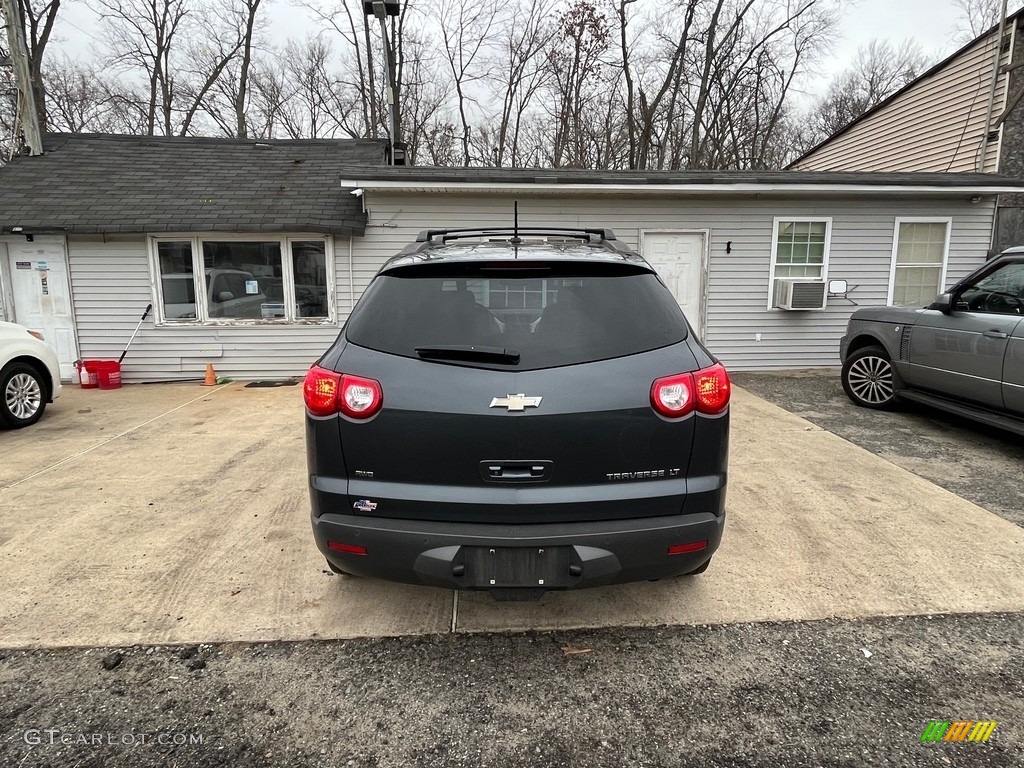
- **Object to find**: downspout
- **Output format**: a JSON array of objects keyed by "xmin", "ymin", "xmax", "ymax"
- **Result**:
[
  {"xmin": 348, "ymin": 236, "xmax": 354, "ymax": 317},
  {"xmin": 977, "ymin": 0, "xmax": 1010, "ymax": 172}
]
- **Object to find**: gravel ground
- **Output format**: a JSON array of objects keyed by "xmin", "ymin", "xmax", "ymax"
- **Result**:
[
  {"xmin": 2, "ymin": 613, "xmax": 1022, "ymax": 768},
  {"xmin": 731, "ymin": 371, "xmax": 1024, "ymax": 528}
]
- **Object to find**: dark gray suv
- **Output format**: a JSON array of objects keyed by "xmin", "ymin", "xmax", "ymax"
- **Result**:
[
  {"xmin": 840, "ymin": 247, "xmax": 1024, "ymax": 435},
  {"xmin": 304, "ymin": 228, "xmax": 730, "ymax": 599}
]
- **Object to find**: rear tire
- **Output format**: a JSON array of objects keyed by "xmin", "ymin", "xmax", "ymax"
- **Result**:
[
  {"xmin": 325, "ymin": 559, "xmax": 357, "ymax": 577},
  {"xmin": 683, "ymin": 557, "xmax": 711, "ymax": 576},
  {"xmin": 0, "ymin": 362, "xmax": 47, "ymax": 429},
  {"xmin": 841, "ymin": 345, "xmax": 897, "ymax": 410}
]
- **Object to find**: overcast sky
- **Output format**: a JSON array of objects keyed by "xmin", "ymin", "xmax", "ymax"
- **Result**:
[{"xmin": 53, "ymin": 0, "xmax": 1008, "ymax": 103}]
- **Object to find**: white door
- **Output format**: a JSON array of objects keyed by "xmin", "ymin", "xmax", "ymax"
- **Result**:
[
  {"xmin": 4, "ymin": 236, "xmax": 78, "ymax": 380},
  {"xmin": 642, "ymin": 232, "xmax": 705, "ymax": 337}
]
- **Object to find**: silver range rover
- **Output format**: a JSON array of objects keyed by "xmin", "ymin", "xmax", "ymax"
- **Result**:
[{"xmin": 839, "ymin": 247, "xmax": 1024, "ymax": 436}]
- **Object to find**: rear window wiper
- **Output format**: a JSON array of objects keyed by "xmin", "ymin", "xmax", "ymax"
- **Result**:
[{"xmin": 414, "ymin": 345, "xmax": 521, "ymax": 364}]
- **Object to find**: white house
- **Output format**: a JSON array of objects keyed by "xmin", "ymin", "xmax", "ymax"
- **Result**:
[{"xmin": 2, "ymin": 134, "xmax": 1022, "ymax": 382}]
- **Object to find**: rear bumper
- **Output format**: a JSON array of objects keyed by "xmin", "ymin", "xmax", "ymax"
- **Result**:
[{"xmin": 312, "ymin": 511, "xmax": 725, "ymax": 592}]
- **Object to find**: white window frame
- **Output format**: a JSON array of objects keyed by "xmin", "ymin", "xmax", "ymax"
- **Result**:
[
  {"xmin": 767, "ymin": 217, "xmax": 832, "ymax": 310},
  {"xmin": 887, "ymin": 217, "xmax": 951, "ymax": 307},
  {"xmin": 148, "ymin": 233, "xmax": 335, "ymax": 325}
]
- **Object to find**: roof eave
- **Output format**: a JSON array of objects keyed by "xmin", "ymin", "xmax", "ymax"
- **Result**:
[{"xmin": 339, "ymin": 180, "xmax": 1019, "ymax": 196}]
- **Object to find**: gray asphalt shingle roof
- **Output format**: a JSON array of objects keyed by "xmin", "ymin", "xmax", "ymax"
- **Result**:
[{"xmin": 0, "ymin": 134, "xmax": 387, "ymax": 235}]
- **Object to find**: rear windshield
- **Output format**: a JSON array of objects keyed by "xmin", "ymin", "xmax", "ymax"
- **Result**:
[{"xmin": 345, "ymin": 265, "xmax": 688, "ymax": 369}]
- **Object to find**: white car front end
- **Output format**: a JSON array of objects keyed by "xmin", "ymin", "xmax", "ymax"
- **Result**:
[{"xmin": 0, "ymin": 321, "xmax": 63, "ymax": 428}]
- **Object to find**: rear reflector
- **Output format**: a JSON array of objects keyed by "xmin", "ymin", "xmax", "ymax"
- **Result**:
[
  {"xmin": 328, "ymin": 541, "xmax": 368, "ymax": 555},
  {"xmin": 668, "ymin": 541, "xmax": 707, "ymax": 555}
]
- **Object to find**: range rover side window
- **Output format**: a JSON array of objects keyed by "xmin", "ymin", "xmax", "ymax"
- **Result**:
[{"xmin": 959, "ymin": 262, "xmax": 1024, "ymax": 315}]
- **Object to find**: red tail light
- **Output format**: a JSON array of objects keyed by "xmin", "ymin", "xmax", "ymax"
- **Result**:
[
  {"xmin": 651, "ymin": 363, "xmax": 730, "ymax": 418},
  {"xmin": 694, "ymin": 362, "xmax": 731, "ymax": 414},
  {"xmin": 303, "ymin": 366, "xmax": 383, "ymax": 419},
  {"xmin": 304, "ymin": 365, "xmax": 341, "ymax": 416}
]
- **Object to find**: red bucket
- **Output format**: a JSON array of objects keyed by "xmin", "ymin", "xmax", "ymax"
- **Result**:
[{"xmin": 87, "ymin": 360, "xmax": 122, "ymax": 390}]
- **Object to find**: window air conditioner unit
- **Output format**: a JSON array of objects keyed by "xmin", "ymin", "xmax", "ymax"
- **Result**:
[{"xmin": 774, "ymin": 279, "xmax": 827, "ymax": 310}]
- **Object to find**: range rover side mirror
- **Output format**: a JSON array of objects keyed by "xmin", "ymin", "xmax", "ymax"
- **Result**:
[{"xmin": 929, "ymin": 292, "xmax": 953, "ymax": 313}]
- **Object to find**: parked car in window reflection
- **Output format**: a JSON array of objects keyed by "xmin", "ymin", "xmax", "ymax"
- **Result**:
[
  {"xmin": 258, "ymin": 280, "xmax": 327, "ymax": 319},
  {"xmin": 161, "ymin": 269, "xmax": 267, "ymax": 319}
]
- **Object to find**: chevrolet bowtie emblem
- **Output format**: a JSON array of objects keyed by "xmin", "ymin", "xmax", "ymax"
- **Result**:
[{"xmin": 489, "ymin": 394, "xmax": 542, "ymax": 411}]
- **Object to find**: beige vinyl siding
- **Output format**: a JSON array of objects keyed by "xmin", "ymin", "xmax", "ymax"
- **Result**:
[
  {"xmin": 792, "ymin": 27, "xmax": 1013, "ymax": 173},
  {"xmin": 352, "ymin": 193, "xmax": 996, "ymax": 371},
  {"xmin": 67, "ymin": 234, "xmax": 345, "ymax": 383}
]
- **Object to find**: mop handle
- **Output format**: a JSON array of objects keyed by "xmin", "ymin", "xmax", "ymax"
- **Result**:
[{"xmin": 119, "ymin": 304, "xmax": 152, "ymax": 364}]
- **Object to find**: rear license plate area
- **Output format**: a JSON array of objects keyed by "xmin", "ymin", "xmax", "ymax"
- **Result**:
[{"xmin": 463, "ymin": 546, "xmax": 570, "ymax": 588}]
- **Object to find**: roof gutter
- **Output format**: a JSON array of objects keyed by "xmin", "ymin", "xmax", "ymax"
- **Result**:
[{"xmin": 339, "ymin": 180, "xmax": 1020, "ymax": 196}]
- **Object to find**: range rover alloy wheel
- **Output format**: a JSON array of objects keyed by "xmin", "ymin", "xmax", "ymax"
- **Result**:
[{"xmin": 842, "ymin": 345, "xmax": 896, "ymax": 409}]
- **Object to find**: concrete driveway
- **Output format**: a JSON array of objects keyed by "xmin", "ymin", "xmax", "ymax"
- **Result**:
[{"xmin": 2, "ymin": 381, "xmax": 1024, "ymax": 648}]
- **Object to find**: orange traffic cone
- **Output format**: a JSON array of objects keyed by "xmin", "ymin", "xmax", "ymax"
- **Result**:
[{"xmin": 202, "ymin": 363, "xmax": 218, "ymax": 386}]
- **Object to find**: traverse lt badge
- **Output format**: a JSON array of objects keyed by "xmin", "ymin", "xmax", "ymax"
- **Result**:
[{"xmin": 489, "ymin": 394, "xmax": 542, "ymax": 412}]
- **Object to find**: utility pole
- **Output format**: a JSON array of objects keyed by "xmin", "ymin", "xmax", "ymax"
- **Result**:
[
  {"xmin": 1, "ymin": 0, "xmax": 43, "ymax": 155},
  {"xmin": 364, "ymin": 1, "xmax": 403, "ymax": 164},
  {"xmin": 978, "ymin": 0, "xmax": 1009, "ymax": 172}
]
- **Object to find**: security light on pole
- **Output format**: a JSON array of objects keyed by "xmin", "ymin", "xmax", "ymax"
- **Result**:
[{"xmin": 363, "ymin": 1, "xmax": 404, "ymax": 165}]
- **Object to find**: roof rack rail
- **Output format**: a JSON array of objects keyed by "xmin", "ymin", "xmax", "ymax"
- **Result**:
[{"xmin": 415, "ymin": 227, "xmax": 618, "ymax": 244}]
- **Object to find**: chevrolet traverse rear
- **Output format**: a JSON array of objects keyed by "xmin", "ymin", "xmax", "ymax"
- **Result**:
[{"xmin": 305, "ymin": 228, "xmax": 729, "ymax": 599}]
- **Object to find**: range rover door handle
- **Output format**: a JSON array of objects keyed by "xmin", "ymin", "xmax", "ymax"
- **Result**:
[{"xmin": 982, "ymin": 329, "xmax": 1008, "ymax": 339}]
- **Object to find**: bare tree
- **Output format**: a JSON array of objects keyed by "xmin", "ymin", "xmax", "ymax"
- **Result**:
[
  {"xmin": 396, "ymin": 30, "xmax": 448, "ymax": 164},
  {"xmin": 693, "ymin": 0, "xmax": 838, "ymax": 169},
  {"xmin": 12, "ymin": 0, "xmax": 60, "ymax": 130},
  {"xmin": 0, "ymin": 32, "xmax": 19, "ymax": 159},
  {"xmin": 278, "ymin": 35, "xmax": 347, "ymax": 138},
  {"xmin": 485, "ymin": 0, "xmax": 556, "ymax": 166},
  {"xmin": 43, "ymin": 54, "xmax": 118, "ymax": 131},
  {"xmin": 299, "ymin": 0, "xmax": 380, "ymax": 137},
  {"xmin": 245, "ymin": 55, "xmax": 288, "ymax": 137},
  {"xmin": 232, "ymin": 0, "xmax": 262, "ymax": 137},
  {"xmin": 438, "ymin": 0, "xmax": 502, "ymax": 165},
  {"xmin": 953, "ymin": 0, "xmax": 1014, "ymax": 40},
  {"xmin": 546, "ymin": 0, "xmax": 611, "ymax": 168},
  {"xmin": 177, "ymin": 5, "xmax": 247, "ymax": 135},
  {"xmin": 90, "ymin": 0, "xmax": 191, "ymax": 135}
]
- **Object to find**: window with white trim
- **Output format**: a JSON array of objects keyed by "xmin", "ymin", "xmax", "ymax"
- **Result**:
[
  {"xmin": 152, "ymin": 236, "xmax": 333, "ymax": 323},
  {"xmin": 769, "ymin": 218, "xmax": 830, "ymax": 307},
  {"xmin": 889, "ymin": 220, "xmax": 949, "ymax": 308}
]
